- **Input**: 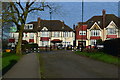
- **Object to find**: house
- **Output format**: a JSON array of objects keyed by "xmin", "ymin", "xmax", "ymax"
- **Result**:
[
  {"xmin": 9, "ymin": 18, "xmax": 75, "ymax": 48},
  {"xmin": 75, "ymin": 10, "xmax": 120, "ymax": 48}
]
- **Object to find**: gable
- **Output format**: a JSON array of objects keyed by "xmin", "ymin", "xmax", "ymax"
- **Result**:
[
  {"xmin": 41, "ymin": 27, "xmax": 48, "ymax": 31},
  {"xmin": 106, "ymin": 21, "xmax": 118, "ymax": 29},
  {"xmin": 90, "ymin": 22, "xmax": 102, "ymax": 30}
]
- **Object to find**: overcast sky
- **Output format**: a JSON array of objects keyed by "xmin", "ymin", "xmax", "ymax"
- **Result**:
[{"xmin": 27, "ymin": 2, "xmax": 118, "ymax": 28}]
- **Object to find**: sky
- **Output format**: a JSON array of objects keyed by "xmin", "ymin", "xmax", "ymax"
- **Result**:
[{"xmin": 27, "ymin": 2, "xmax": 118, "ymax": 28}]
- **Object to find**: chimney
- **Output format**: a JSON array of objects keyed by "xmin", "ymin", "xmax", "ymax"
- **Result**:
[
  {"xmin": 38, "ymin": 17, "xmax": 41, "ymax": 27},
  {"xmin": 73, "ymin": 24, "xmax": 75, "ymax": 30},
  {"xmin": 61, "ymin": 20, "xmax": 64, "ymax": 29},
  {"xmin": 102, "ymin": 9, "xmax": 106, "ymax": 41},
  {"xmin": 102, "ymin": 9, "xmax": 106, "ymax": 28}
]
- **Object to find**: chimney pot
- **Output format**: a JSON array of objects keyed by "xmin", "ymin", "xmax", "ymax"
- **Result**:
[{"xmin": 102, "ymin": 9, "xmax": 106, "ymax": 16}]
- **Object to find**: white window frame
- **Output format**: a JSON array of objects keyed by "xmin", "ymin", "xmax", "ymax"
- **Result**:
[
  {"xmin": 24, "ymin": 24, "xmax": 33, "ymax": 29},
  {"xmin": 29, "ymin": 24, "xmax": 33, "ymax": 29},
  {"xmin": 54, "ymin": 32, "xmax": 59, "ymax": 37},
  {"xmin": 29, "ymin": 33, "xmax": 34, "ymax": 39},
  {"xmin": 41, "ymin": 31, "xmax": 49, "ymax": 37},
  {"xmin": 91, "ymin": 30, "xmax": 100, "ymax": 36},
  {"xmin": 79, "ymin": 31, "xmax": 86, "ymax": 35},
  {"xmin": 107, "ymin": 28, "xmax": 116, "ymax": 35}
]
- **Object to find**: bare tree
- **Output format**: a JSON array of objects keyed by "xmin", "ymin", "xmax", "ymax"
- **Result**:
[{"xmin": 2, "ymin": 0, "xmax": 45, "ymax": 55}]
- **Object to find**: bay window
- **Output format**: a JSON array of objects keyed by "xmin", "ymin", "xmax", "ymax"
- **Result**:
[
  {"xmin": 91, "ymin": 30, "xmax": 100, "ymax": 36},
  {"xmin": 41, "ymin": 32, "xmax": 49, "ymax": 37},
  {"xmin": 107, "ymin": 28, "xmax": 116, "ymax": 35}
]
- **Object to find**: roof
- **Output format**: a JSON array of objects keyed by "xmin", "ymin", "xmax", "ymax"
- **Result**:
[
  {"xmin": 38, "ymin": 20, "xmax": 73, "ymax": 31},
  {"xmin": 23, "ymin": 20, "xmax": 73, "ymax": 32},
  {"xmin": 78, "ymin": 14, "xmax": 120, "ymax": 29}
]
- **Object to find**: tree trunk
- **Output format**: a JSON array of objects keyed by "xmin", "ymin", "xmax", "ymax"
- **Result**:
[{"xmin": 16, "ymin": 25, "xmax": 24, "ymax": 55}]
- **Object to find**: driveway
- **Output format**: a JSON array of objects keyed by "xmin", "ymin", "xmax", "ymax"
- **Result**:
[{"xmin": 40, "ymin": 50, "xmax": 119, "ymax": 78}]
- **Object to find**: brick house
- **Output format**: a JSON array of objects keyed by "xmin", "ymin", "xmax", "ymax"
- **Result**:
[
  {"xmin": 75, "ymin": 10, "xmax": 120, "ymax": 48},
  {"xmin": 9, "ymin": 18, "xmax": 75, "ymax": 48}
]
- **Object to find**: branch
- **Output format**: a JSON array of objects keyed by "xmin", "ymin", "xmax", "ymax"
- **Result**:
[
  {"xmin": 28, "ymin": 0, "xmax": 37, "ymax": 8},
  {"xmin": 28, "ymin": 8, "xmax": 44, "ymax": 13},
  {"xmin": 16, "ymin": 2, "xmax": 24, "ymax": 12}
]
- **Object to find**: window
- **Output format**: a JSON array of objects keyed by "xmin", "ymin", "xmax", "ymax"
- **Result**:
[
  {"xmin": 79, "ymin": 31, "xmax": 86, "ymax": 35},
  {"xmin": 63, "ymin": 32, "xmax": 69, "ymax": 37},
  {"xmin": 29, "ymin": 24, "xmax": 33, "ymax": 29},
  {"xmin": 107, "ymin": 28, "xmax": 116, "ymax": 35},
  {"xmin": 42, "ymin": 41, "xmax": 49, "ymax": 46},
  {"xmin": 24, "ymin": 24, "xmax": 33, "ymax": 29},
  {"xmin": 54, "ymin": 32, "xmax": 59, "ymax": 37},
  {"xmin": 29, "ymin": 33, "xmax": 34, "ymax": 39},
  {"xmin": 91, "ymin": 30, "xmax": 100, "ymax": 36},
  {"xmin": 90, "ymin": 40, "xmax": 97, "ymax": 45},
  {"xmin": 41, "ymin": 31, "xmax": 49, "ymax": 37}
]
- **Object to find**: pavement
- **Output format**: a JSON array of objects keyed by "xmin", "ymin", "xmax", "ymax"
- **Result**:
[
  {"xmin": 2, "ymin": 53, "xmax": 40, "ymax": 78},
  {"xmin": 40, "ymin": 50, "xmax": 119, "ymax": 78}
]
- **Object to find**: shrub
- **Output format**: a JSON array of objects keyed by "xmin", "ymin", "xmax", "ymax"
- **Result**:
[
  {"xmin": 103, "ymin": 38, "xmax": 120, "ymax": 56},
  {"xmin": 22, "ymin": 43, "xmax": 38, "ymax": 53}
]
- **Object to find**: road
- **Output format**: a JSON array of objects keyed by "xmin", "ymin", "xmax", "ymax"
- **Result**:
[{"xmin": 40, "ymin": 50, "xmax": 119, "ymax": 78}]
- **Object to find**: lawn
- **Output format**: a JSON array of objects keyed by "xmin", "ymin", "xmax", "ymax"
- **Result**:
[
  {"xmin": 2, "ymin": 52, "xmax": 21, "ymax": 75},
  {"xmin": 75, "ymin": 51, "xmax": 120, "ymax": 66}
]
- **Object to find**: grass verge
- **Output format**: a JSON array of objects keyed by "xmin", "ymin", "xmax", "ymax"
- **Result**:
[
  {"xmin": 75, "ymin": 51, "xmax": 120, "ymax": 66},
  {"xmin": 2, "ymin": 52, "xmax": 21, "ymax": 75},
  {"xmin": 36, "ymin": 53, "xmax": 45, "ymax": 79}
]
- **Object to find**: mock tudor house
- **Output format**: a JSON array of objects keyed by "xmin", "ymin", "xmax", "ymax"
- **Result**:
[
  {"xmin": 75, "ymin": 10, "xmax": 120, "ymax": 48},
  {"xmin": 9, "ymin": 18, "xmax": 75, "ymax": 48}
]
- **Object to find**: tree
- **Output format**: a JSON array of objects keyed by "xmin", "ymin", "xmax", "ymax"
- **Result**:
[{"xmin": 2, "ymin": 0, "xmax": 45, "ymax": 55}]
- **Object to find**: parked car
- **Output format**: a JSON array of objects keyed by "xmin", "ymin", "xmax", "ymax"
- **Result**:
[
  {"xmin": 96, "ymin": 45, "xmax": 104, "ymax": 49},
  {"xmin": 57, "ymin": 44, "xmax": 64, "ymax": 49}
]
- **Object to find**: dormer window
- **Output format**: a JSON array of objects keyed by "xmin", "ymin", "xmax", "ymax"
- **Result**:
[
  {"xmin": 29, "ymin": 24, "xmax": 33, "ymax": 29},
  {"xmin": 24, "ymin": 24, "xmax": 33, "ymax": 29}
]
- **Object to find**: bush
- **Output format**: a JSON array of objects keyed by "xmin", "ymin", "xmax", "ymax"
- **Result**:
[
  {"xmin": 83, "ymin": 48, "xmax": 98, "ymax": 53},
  {"xmin": 22, "ymin": 43, "xmax": 38, "ymax": 53},
  {"xmin": 103, "ymin": 38, "xmax": 120, "ymax": 56}
]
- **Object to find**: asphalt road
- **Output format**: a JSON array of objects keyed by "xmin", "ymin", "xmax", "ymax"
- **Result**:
[{"xmin": 40, "ymin": 50, "xmax": 119, "ymax": 78}]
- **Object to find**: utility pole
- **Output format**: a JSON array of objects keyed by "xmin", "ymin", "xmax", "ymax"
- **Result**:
[
  {"xmin": 81, "ymin": 0, "xmax": 84, "ymax": 51},
  {"xmin": 46, "ymin": 5, "xmax": 52, "ymax": 20},
  {"xmin": 46, "ymin": 5, "xmax": 52, "ymax": 50}
]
